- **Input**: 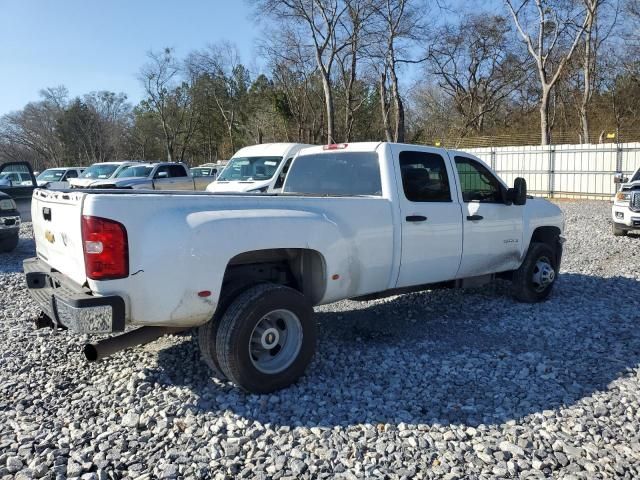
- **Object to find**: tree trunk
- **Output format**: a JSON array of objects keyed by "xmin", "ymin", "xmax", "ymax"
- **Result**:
[
  {"xmin": 389, "ymin": 63, "xmax": 404, "ymax": 142},
  {"xmin": 320, "ymin": 70, "xmax": 335, "ymax": 144},
  {"xmin": 540, "ymin": 88, "xmax": 551, "ymax": 146},
  {"xmin": 379, "ymin": 72, "xmax": 393, "ymax": 142}
]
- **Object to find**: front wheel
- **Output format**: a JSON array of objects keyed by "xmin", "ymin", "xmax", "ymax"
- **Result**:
[
  {"xmin": 512, "ymin": 242, "xmax": 558, "ymax": 303},
  {"xmin": 612, "ymin": 222, "xmax": 628, "ymax": 237},
  {"xmin": 216, "ymin": 284, "xmax": 316, "ymax": 393}
]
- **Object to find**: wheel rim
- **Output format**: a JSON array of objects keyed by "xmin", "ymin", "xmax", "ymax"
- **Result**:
[
  {"xmin": 249, "ymin": 309, "xmax": 303, "ymax": 374},
  {"xmin": 531, "ymin": 256, "xmax": 555, "ymax": 293}
]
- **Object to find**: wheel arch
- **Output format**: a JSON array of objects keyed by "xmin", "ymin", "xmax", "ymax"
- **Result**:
[{"xmin": 220, "ymin": 248, "xmax": 327, "ymax": 306}]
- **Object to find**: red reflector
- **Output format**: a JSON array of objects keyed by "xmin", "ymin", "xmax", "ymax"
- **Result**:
[
  {"xmin": 323, "ymin": 143, "xmax": 348, "ymax": 150},
  {"xmin": 81, "ymin": 215, "xmax": 129, "ymax": 280},
  {"xmin": 198, "ymin": 290, "xmax": 212, "ymax": 298}
]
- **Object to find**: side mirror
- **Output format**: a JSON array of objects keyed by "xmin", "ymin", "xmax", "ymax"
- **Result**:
[
  {"xmin": 156, "ymin": 171, "xmax": 168, "ymax": 179},
  {"xmin": 614, "ymin": 172, "xmax": 628, "ymax": 184},
  {"xmin": 507, "ymin": 177, "xmax": 527, "ymax": 205}
]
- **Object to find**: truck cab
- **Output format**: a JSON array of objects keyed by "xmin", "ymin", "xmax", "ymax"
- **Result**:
[{"xmin": 207, "ymin": 143, "xmax": 312, "ymax": 193}]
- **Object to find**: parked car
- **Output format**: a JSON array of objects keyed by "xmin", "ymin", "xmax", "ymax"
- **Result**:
[
  {"xmin": 207, "ymin": 143, "xmax": 312, "ymax": 193},
  {"xmin": 86, "ymin": 162, "xmax": 211, "ymax": 191},
  {"xmin": 36, "ymin": 167, "xmax": 85, "ymax": 189},
  {"xmin": 24, "ymin": 142, "xmax": 564, "ymax": 393},
  {"xmin": 69, "ymin": 161, "xmax": 141, "ymax": 188},
  {"xmin": 0, "ymin": 162, "xmax": 37, "ymax": 222},
  {"xmin": 612, "ymin": 167, "xmax": 640, "ymax": 235},
  {"xmin": 190, "ymin": 166, "xmax": 219, "ymax": 180},
  {"xmin": 0, "ymin": 191, "xmax": 20, "ymax": 253}
]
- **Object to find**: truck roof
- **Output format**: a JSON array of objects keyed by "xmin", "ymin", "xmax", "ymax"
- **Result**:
[{"xmin": 232, "ymin": 143, "xmax": 313, "ymax": 157}]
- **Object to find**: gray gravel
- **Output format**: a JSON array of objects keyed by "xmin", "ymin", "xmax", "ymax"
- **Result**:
[{"xmin": 1, "ymin": 201, "xmax": 640, "ymax": 479}]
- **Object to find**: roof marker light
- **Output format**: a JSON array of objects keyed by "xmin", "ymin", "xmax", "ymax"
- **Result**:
[{"xmin": 323, "ymin": 143, "xmax": 348, "ymax": 150}]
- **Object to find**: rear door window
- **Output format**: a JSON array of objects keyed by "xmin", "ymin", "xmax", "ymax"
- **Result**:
[
  {"xmin": 284, "ymin": 152, "xmax": 382, "ymax": 196},
  {"xmin": 169, "ymin": 165, "xmax": 187, "ymax": 177},
  {"xmin": 399, "ymin": 151, "xmax": 451, "ymax": 202}
]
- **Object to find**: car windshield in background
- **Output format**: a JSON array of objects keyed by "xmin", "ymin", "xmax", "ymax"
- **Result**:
[
  {"xmin": 217, "ymin": 156, "xmax": 282, "ymax": 181},
  {"xmin": 283, "ymin": 152, "xmax": 382, "ymax": 196},
  {"xmin": 37, "ymin": 169, "xmax": 65, "ymax": 181},
  {"xmin": 191, "ymin": 168, "xmax": 213, "ymax": 177},
  {"xmin": 632, "ymin": 170, "xmax": 640, "ymax": 183},
  {"xmin": 116, "ymin": 166, "xmax": 153, "ymax": 178},
  {"xmin": 80, "ymin": 164, "xmax": 119, "ymax": 179}
]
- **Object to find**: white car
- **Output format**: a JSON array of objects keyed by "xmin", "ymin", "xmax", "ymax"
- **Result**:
[
  {"xmin": 68, "ymin": 161, "xmax": 141, "ymax": 188},
  {"xmin": 86, "ymin": 162, "xmax": 211, "ymax": 191},
  {"xmin": 36, "ymin": 167, "xmax": 85, "ymax": 188},
  {"xmin": 612, "ymin": 167, "xmax": 640, "ymax": 236},
  {"xmin": 207, "ymin": 143, "xmax": 312, "ymax": 193},
  {"xmin": 24, "ymin": 142, "xmax": 564, "ymax": 393}
]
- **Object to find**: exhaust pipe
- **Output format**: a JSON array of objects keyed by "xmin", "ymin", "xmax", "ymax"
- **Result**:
[{"xmin": 83, "ymin": 326, "xmax": 185, "ymax": 362}]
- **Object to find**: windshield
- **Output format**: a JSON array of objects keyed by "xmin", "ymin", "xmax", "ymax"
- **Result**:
[
  {"xmin": 116, "ymin": 165, "xmax": 153, "ymax": 178},
  {"xmin": 80, "ymin": 164, "xmax": 119, "ymax": 179},
  {"xmin": 217, "ymin": 156, "xmax": 282, "ymax": 181},
  {"xmin": 37, "ymin": 169, "xmax": 65, "ymax": 181},
  {"xmin": 632, "ymin": 169, "xmax": 640, "ymax": 182}
]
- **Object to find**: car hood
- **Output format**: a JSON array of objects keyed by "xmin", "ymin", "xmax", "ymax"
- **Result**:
[{"xmin": 207, "ymin": 179, "xmax": 271, "ymax": 193}]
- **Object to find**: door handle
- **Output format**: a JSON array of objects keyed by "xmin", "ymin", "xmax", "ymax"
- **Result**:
[
  {"xmin": 467, "ymin": 215, "xmax": 484, "ymax": 221},
  {"xmin": 406, "ymin": 215, "xmax": 427, "ymax": 222}
]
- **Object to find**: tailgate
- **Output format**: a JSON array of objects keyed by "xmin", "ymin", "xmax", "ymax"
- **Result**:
[{"xmin": 32, "ymin": 189, "xmax": 87, "ymax": 285}]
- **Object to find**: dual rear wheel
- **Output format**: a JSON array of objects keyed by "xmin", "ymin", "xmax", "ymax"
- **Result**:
[{"xmin": 198, "ymin": 284, "xmax": 316, "ymax": 394}]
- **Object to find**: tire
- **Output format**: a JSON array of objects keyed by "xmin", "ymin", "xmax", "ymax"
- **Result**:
[
  {"xmin": 512, "ymin": 242, "xmax": 558, "ymax": 303},
  {"xmin": 197, "ymin": 283, "xmax": 251, "ymax": 380},
  {"xmin": 612, "ymin": 223, "xmax": 627, "ymax": 237},
  {"xmin": 0, "ymin": 234, "xmax": 19, "ymax": 253},
  {"xmin": 216, "ymin": 283, "xmax": 316, "ymax": 393}
]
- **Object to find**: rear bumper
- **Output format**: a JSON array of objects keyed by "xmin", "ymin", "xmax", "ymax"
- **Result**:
[{"xmin": 23, "ymin": 257, "xmax": 125, "ymax": 333}]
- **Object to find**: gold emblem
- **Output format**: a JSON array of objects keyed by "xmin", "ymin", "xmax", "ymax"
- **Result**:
[{"xmin": 44, "ymin": 230, "xmax": 55, "ymax": 244}]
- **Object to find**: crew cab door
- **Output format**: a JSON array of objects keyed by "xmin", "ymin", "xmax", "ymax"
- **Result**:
[
  {"xmin": 391, "ymin": 145, "xmax": 463, "ymax": 287},
  {"xmin": 453, "ymin": 155, "xmax": 523, "ymax": 277}
]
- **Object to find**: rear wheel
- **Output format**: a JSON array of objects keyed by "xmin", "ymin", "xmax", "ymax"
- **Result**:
[
  {"xmin": 512, "ymin": 242, "xmax": 558, "ymax": 303},
  {"xmin": 216, "ymin": 284, "xmax": 316, "ymax": 393},
  {"xmin": 612, "ymin": 223, "xmax": 628, "ymax": 237},
  {"xmin": 0, "ymin": 234, "xmax": 19, "ymax": 253}
]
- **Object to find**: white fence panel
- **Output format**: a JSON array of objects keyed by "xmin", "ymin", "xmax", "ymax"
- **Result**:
[{"xmin": 466, "ymin": 142, "xmax": 640, "ymax": 199}]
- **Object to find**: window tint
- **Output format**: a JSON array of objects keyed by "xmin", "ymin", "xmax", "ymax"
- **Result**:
[
  {"xmin": 454, "ymin": 156, "xmax": 503, "ymax": 203},
  {"xmin": 64, "ymin": 170, "xmax": 78, "ymax": 179},
  {"xmin": 169, "ymin": 165, "xmax": 187, "ymax": 177},
  {"xmin": 399, "ymin": 151, "xmax": 451, "ymax": 202},
  {"xmin": 284, "ymin": 152, "xmax": 382, "ymax": 196}
]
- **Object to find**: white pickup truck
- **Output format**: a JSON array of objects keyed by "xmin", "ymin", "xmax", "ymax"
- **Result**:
[
  {"xmin": 612, "ymin": 167, "xmax": 640, "ymax": 236},
  {"xmin": 24, "ymin": 142, "xmax": 564, "ymax": 393}
]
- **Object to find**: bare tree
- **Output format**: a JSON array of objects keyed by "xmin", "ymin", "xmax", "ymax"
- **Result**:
[
  {"xmin": 250, "ymin": 0, "xmax": 353, "ymax": 143},
  {"xmin": 428, "ymin": 14, "xmax": 530, "ymax": 138},
  {"xmin": 505, "ymin": 0, "xmax": 591, "ymax": 144},
  {"xmin": 140, "ymin": 48, "xmax": 195, "ymax": 161}
]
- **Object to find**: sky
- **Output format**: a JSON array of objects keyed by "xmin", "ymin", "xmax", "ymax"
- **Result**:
[{"xmin": 0, "ymin": 0, "xmax": 258, "ymax": 115}]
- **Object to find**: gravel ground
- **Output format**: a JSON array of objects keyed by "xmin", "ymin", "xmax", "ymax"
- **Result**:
[{"xmin": 1, "ymin": 200, "xmax": 640, "ymax": 479}]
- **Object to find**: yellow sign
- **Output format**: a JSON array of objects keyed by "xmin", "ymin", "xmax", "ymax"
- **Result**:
[
  {"xmin": 606, "ymin": 133, "xmax": 616, "ymax": 139},
  {"xmin": 434, "ymin": 141, "xmax": 441, "ymax": 147}
]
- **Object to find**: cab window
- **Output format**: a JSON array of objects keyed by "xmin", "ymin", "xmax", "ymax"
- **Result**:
[
  {"xmin": 169, "ymin": 165, "xmax": 187, "ymax": 177},
  {"xmin": 454, "ymin": 156, "xmax": 503, "ymax": 203},
  {"xmin": 399, "ymin": 151, "xmax": 451, "ymax": 202}
]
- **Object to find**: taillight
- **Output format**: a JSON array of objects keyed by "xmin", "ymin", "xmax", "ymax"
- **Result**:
[{"xmin": 81, "ymin": 215, "xmax": 129, "ymax": 280}]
